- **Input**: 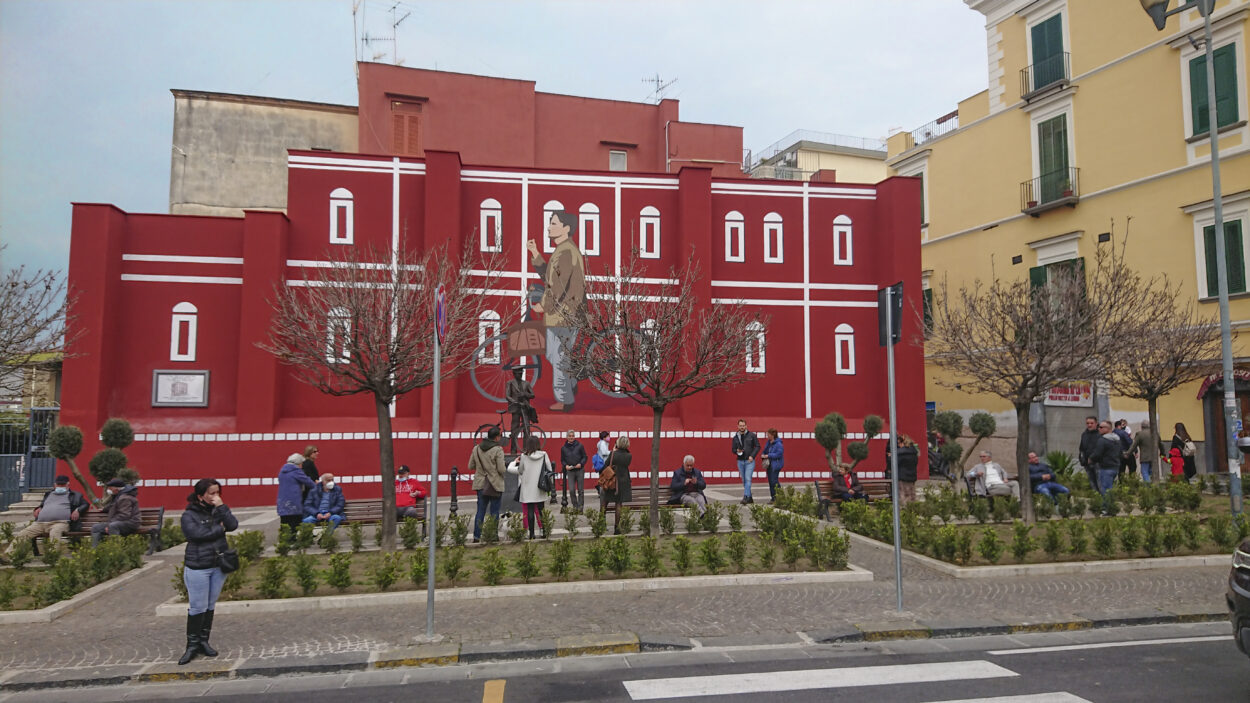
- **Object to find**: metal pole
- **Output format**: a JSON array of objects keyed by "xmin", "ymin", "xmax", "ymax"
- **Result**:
[
  {"xmin": 426, "ymin": 329, "xmax": 440, "ymax": 637},
  {"xmin": 886, "ymin": 286, "xmax": 903, "ymax": 612},
  {"xmin": 1200, "ymin": 3, "xmax": 1244, "ymax": 516}
]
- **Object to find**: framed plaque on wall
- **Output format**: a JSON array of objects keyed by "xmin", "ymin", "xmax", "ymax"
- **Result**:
[{"xmin": 151, "ymin": 370, "xmax": 210, "ymax": 407}]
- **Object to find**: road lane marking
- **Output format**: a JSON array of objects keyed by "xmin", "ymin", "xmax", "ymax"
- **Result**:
[
  {"xmin": 483, "ymin": 678, "xmax": 505, "ymax": 703},
  {"xmin": 987, "ymin": 635, "xmax": 1227, "ymax": 656},
  {"xmin": 921, "ymin": 694, "xmax": 1091, "ymax": 703},
  {"xmin": 622, "ymin": 660, "xmax": 1016, "ymax": 700}
]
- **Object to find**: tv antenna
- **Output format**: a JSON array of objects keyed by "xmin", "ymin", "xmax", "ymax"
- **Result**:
[
  {"xmin": 360, "ymin": 2, "xmax": 411, "ymax": 65},
  {"xmin": 642, "ymin": 73, "xmax": 677, "ymax": 104}
]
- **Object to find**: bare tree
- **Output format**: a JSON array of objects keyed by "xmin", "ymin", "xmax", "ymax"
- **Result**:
[
  {"xmin": 925, "ymin": 239, "xmax": 1149, "ymax": 522},
  {"xmin": 561, "ymin": 250, "xmax": 767, "ymax": 535},
  {"xmin": 263, "ymin": 241, "xmax": 503, "ymax": 549},
  {"xmin": 0, "ymin": 246, "xmax": 73, "ymax": 388},
  {"xmin": 1105, "ymin": 283, "xmax": 1221, "ymax": 481}
]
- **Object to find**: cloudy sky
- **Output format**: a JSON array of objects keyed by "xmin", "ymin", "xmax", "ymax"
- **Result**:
[{"xmin": 0, "ymin": 0, "xmax": 987, "ymax": 274}]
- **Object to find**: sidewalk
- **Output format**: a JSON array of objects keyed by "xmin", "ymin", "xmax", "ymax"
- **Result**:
[{"xmin": 0, "ymin": 495, "xmax": 1233, "ymax": 691}]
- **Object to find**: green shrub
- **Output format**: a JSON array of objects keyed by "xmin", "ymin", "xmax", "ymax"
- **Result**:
[
  {"xmin": 258, "ymin": 557, "xmax": 289, "ymax": 599},
  {"xmin": 1042, "ymin": 521, "xmax": 1064, "ymax": 560},
  {"xmin": 977, "ymin": 527, "xmax": 1004, "ymax": 564},
  {"xmin": 1236, "ymin": 514, "xmax": 1250, "ymax": 541},
  {"xmin": 726, "ymin": 532, "xmax": 749, "ymax": 573},
  {"xmin": 229, "ymin": 530, "xmax": 266, "ymax": 561},
  {"xmin": 1119, "ymin": 517, "xmax": 1143, "ymax": 556},
  {"xmin": 449, "ymin": 514, "xmax": 469, "ymax": 547},
  {"xmin": 588, "ymin": 509, "xmax": 608, "ymax": 539},
  {"xmin": 953, "ymin": 529, "xmax": 974, "ymax": 566},
  {"xmin": 1066, "ymin": 520, "xmax": 1088, "ymax": 556},
  {"xmin": 702, "ymin": 502, "xmax": 724, "ymax": 534},
  {"xmin": 506, "ymin": 514, "xmax": 527, "ymax": 544},
  {"xmin": 970, "ymin": 498, "xmax": 990, "ymax": 524},
  {"xmin": 292, "ymin": 553, "xmax": 318, "ymax": 596},
  {"xmin": 817, "ymin": 528, "xmax": 850, "ymax": 570},
  {"xmin": 275, "ymin": 525, "xmax": 294, "ymax": 557},
  {"xmin": 8, "ymin": 538, "xmax": 32, "ymax": 569},
  {"xmin": 659, "ymin": 508, "xmax": 676, "ymax": 536},
  {"xmin": 348, "ymin": 522, "xmax": 364, "ymax": 552},
  {"xmin": 295, "ymin": 523, "xmax": 316, "ymax": 552},
  {"xmin": 1178, "ymin": 515, "xmax": 1202, "ymax": 551},
  {"xmin": 684, "ymin": 505, "xmax": 702, "ymax": 535},
  {"xmin": 1136, "ymin": 484, "xmax": 1160, "ymax": 515},
  {"xmin": 605, "ymin": 535, "xmax": 632, "ymax": 577},
  {"xmin": 317, "ymin": 527, "xmax": 340, "ymax": 553},
  {"xmin": 1208, "ymin": 514, "xmax": 1236, "ymax": 551},
  {"xmin": 1160, "ymin": 517, "xmax": 1184, "ymax": 555},
  {"xmin": 1045, "ymin": 450, "xmax": 1077, "ymax": 481},
  {"xmin": 539, "ymin": 507, "xmax": 554, "ymax": 539},
  {"xmin": 1032, "ymin": 495, "xmax": 1054, "ymax": 521},
  {"xmin": 324, "ymin": 553, "xmax": 353, "ymax": 592},
  {"xmin": 617, "ymin": 507, "xmax": 635, "ymax": 536},
  {"xmin": 561, "ymin": 511, "xmax": 579, "ymax": 538},
  {"xmin": 408, "ymin": 549, "xmax": 429, "ymax": 587},
  {"xmin": 839, "ymin": 500, "xmax": 870, "ymax": 532},
  {"xmin": 781, "ymin": 531, "xmax": 804, "ymax": 571},
  {"xmin": 220, "ymin": 558, "xmax": 250, "ymax": 599},
  {"xmin": 88, "ymin": 447, "xmax": 127, "ymax": 483},
  {"xmin": 40, "ymin": 540, "xmax": 63, "ymax": 568},
  {"xmin": 0, "ymin": 571, "xmax": 17, "ymax": 609},
  {"xmin": 697, "ymin": 536, "xmax": 725, "ymax": 575},
  {"xmin": 727, "ymin": 504, "xmax": 743, "ymax": 533},
  {"xmin": 549, "ymin": 537, "xmax": 575, "ymax": 581},
  {"xmin": 1091, "ymin": 520, "xmax": 1117, "ymax": 560},
  {"xmin": 585, "ymin": 540, "xmax": 607, "ymax": 578},
  {"xmin": 481, "ymin": 548, "xmax": 507, "ymax": 586},
  {"xmin": 1111, "ymin": 483, "xmax": 1137, "ymax": 515},
  {"xmin": 160, "ymin": 518, "xmax": 185, "ymax": 550},
  {"xmin": 399, "ymin": 517, "xmax": 423, "ymax": 549},
  {"xmin": 638, "ymin": 509, "xmax": 652, "ymax": 536},
  {"xmin": 369, "ymin": 552, "xmax": 402, "ymax": 591},
  {"xmin": 990, "ymin": 498, "xmax": 1011, "ymax": 524},
  {"xmin": 481, "ymin": 515, "xmax": 500, "ymax": 545},
  {"xmin": 1055, "ymin": 493, "xmax": 1074, "ymax": 519},
  {"xmin": 441, "ymin": 546, "xmax": 466, "ymax": 586},
  {"xmin": 47, "ymin": 425, "xmax": 84, "ymax": 461},
  {"xmin": 1010, "ymin": 520, "xmax": 1036, "ymax": 563},
  {"xmin": 637, "ymin": 536, "xmax": 664, "ymax": 577},
  {"xmin": 434, "ymin": 517, "xmax": 449, "ymax": 548},
  {"xmin": 1142, "ymin": 516, "xmax": 1163, "ymax": 557},
  {"xmin": 671, "ymin": 536, "xmax": 693, "ymax": 575},
  {"xmin": 170, "ymin": 563, "xmax": 188, "ymax": 601},
  {"xmin": 0, "ymin": 522, "xmax": 12, "ymax": 543},
  {"xmin": 755, "ymin": 536, "xmax": 777, "ymax": 570},
  {"xmin": 932, "ymin": 525, "xmax": 957, "ymax": 562}
]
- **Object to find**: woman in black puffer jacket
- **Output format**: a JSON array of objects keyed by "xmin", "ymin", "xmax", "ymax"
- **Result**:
[{"xmin": 178, "ymin": 478, "xmax": 238, "ymax": 665}]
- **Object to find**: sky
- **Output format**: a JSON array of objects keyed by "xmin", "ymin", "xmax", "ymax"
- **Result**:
[{"xmin": 0, "ymin": 0, "xmax": 988, "ymax": 275}]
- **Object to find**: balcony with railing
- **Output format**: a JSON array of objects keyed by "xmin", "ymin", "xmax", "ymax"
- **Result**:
[
  {"xmin": 910, "ymin": 110, "xmax": 960, "ymax": 146},
  {"xmin": 1020, "ymin": 52, "xmax": 1070, "ymax": 101},
  {"xmin": 1021, "ymin": 166, "xmax": 1079, "ymax": 216}
]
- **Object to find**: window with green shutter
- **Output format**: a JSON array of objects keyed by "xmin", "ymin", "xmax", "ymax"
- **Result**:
[
  {"xmin": 1037, "ymin": 115, "xmax": 1069, "ymax": 203},
  {"xmin": 1190, "ymin": 44, "xmax": 1239, "ymax": 136},
  {"xmin": 1030, "ymin": 14, "xmax": 1065, "ymax": 91},
  {"xmin": 1203, "ymin": 220, "xmax": 1246, "ymax": 296}
]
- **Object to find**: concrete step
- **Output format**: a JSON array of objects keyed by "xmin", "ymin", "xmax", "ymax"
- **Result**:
[{"xmin": 21, "ymin": 492, "xmax": 47, "ymax": 502}]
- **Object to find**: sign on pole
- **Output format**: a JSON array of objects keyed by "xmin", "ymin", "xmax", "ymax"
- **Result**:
[
  {"xmin": 435, "ymin": 284, "xmax": 447, "ymax": 345},
  {"xmin": 878, "ymin": 282, "xmax": 904, "ymax": 612}
]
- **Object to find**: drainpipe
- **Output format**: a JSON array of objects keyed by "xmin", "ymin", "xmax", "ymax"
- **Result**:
[{"xmin": 665, "ymin": 120, "xmax": 671, "ymax": 173}]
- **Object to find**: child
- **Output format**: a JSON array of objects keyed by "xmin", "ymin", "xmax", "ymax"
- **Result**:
[{"xmin": 1167, "ymin": 447, "xmax": 1185, "ymax": 480}]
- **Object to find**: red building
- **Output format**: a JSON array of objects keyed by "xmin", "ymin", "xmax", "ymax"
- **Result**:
[
  {"xmin": 358, "ymin": 63, "xmax": 746, "ymax": 176},
  {"xmin": 63, "ymin": 148, "xmax": 925, "ymax": 508}
]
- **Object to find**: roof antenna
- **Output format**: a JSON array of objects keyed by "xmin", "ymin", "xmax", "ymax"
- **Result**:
[{"xmin": 642, "ymin": 73, "xmax": 677, "ymax": 104}]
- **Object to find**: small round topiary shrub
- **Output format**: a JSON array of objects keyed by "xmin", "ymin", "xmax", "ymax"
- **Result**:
[
  {"xmin": 100, "ymin": 418, "xmax": 135, "ymax": 450},
  {"xmin": 89, "ymin": 448, "xmax": 128, "ymax": 483},
  {"xmin": 47, "ymin": 425, "xmax": 84, "ymax": 460}
]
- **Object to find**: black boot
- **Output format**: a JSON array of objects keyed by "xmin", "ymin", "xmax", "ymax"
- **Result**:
[
  {"xmin": 198, "ymin": 610, "xmax": 218, "ymax": 657},
  {"xmin": 178, "ymin": 613, "xmax": 204, "ymax": 665}
]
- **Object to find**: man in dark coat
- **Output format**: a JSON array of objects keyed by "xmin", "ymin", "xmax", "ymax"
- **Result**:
[
  {"xmin": 731, "ymin": 419, "xmax": 761, "ymax": 505},
  {"xmin": 1089, "ymin": 420, "xmax": 1122, "ymax": 514},
  {"xmin": 1077, "ymin": 415, "xmax": 1100, "ymax": 492},
  {"xmin": 560, "ymin": 430, "xmax": 589, "ymax": 510},
  {"xmin": 92, "ymin": 478, "xmax": 142, "ymax": 546},
  {"xmin": 303, "ymin": 474, "xmax": 346, "ymax": 533}
]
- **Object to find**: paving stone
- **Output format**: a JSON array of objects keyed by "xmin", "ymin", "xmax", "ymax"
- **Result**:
[
  {"xmin": 556, "ymin": 632, "xmax": 639, "ymax": 657},
  {"xmin": 234, "ymin": 651, "xmax": 369, "ymax": 677},
  {"xmin": 1, "ymin": 664, "xmax": 143, "ymax": 691},
  {"xmin": 459, "ymin": 638, "xmax": 557, "ymax": 664}
]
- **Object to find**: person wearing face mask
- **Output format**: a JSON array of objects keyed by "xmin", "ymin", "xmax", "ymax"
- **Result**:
[
  {"xmin": 302, "ymin": 473, "xmax": 346, "ymax": 533},
  {"xmin": 1, "ymin": 475, "xmax": 89, "ymax": 563},
  {"xmin": 91, "ymin": 478, "xmax": 141, "ymax": 546},
  {"xmin": 179, "ymin": 477, "xmax": 238, "ymax": 665}
]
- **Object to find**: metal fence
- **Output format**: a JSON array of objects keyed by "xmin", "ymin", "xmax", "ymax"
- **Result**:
[{"xmin": 910, "ymin": 110, "xmax": 960, "ymax": 146}]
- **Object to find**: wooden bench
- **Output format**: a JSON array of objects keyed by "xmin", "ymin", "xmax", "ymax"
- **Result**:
[
  {"xmin": 64, "ymin": 506, "xmax": 165, "ymax": 554},
  {"xmin": 814, "ymin": 479, "xmax": 892, "ymax": 520},
  {"xmin": 339, "ymin": 498, "xmax": 427, "ymax": 536},
  {"xmin": 603, "ymin": 486, "xmax": 681, "ymax": 514}
]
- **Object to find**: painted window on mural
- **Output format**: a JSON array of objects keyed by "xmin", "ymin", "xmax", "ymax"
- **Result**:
[
  {"xmin": 579, "ymin": 203, "xmax": 601, "ymax": 256},
  {"xmin": 746, "ymin": 320, "xmax": 766, "ymax": 374},
  {"xmin": 763, "ymin": 212, "xmax": 784, "ymax": 263},
  {"xmin": 835, "ymin": 323, "xmax": 855, "ymax": 375},
  {"xmin": 480, "ymin": 198, "xmax": 502, "ymax": 252},
  {"xmin": 542, "ymin": 200, "xmax": 564, "ymax": 253},
  {"xmin": 833, "ymin": 214, "xmax": 853, "ymax": 266},
  {"xmin": 725, "ymin": 210, "xmax": 745, "ymax": 262},
  {"xmin": 477, "ymin": 310, "xmax": 501, "ymax": 364},
  {"xmin": 325, "ymin": 307, "xmax": 351, "ymax": 364},
  {"xmin": 640, "ymin": 206, "xmax": 661, "ymax": 259},
  {"xmin": 329, "ymin": 188, "xmax": 354, "ymax": 245},
  {"xmin": 170, "ymin": 302, "xmax": 198, "ymax": 362}
]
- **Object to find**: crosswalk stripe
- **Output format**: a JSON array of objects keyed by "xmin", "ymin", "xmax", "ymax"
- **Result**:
[
  {"xmin": 921, "ymin": 694, "xmax": 1092, "ymax": 703},
  {"xmin": 987, "ymin": 635, "xmax": 1227, "ymax": 656},
  {"xmin": 622, "ymin": 660, "xmax": 1017, "ymax": 700}
]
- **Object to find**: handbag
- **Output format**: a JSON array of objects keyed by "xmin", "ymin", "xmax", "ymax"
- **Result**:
[
  {"xmin": 597, "ymin": 452, "xmax": 618, "ymax": 492},
  {"xmin": 1182, "ymin": 440, "xmax": 1196, "ymax": 457},
  {"xmin": 216, "ymin": 548, "xmax": 240, "ymax": 574},
  {"xmin": 537, "ymin": 457, "xmax": 555, "ymax": 493}
]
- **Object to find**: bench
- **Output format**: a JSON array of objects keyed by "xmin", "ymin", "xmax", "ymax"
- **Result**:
[
  {"xmin": 339, "ymin": 498, "xmax": 427, "ymax": 536},
  {"xmin": 814, "ymin": 479, "xmax": 892, "ymax": 520},
  {"xmin": 603, "ymin": 486, "xmax": 681, "ymax": 514},
  {"xmin": 64, "ymin": 506, "xmax": 165, "ymax": 554}
]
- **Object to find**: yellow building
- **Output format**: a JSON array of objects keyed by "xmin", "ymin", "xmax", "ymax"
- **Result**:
[
  {"xmin": 889, "ymin": 0, "xmax": 1250, "ymax": 473},
  {"xmin": 751, "ymin": 130, "xmax": 890, "ymax": 183}
]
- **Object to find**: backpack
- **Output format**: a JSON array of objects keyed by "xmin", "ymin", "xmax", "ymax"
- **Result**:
[
  {"xmin": 592, "ymin": 453, "xmax": 605, "ymax": 471},
  {"xmin": 597, "ymin": 452, "xmax": 618, "ymax": 492}
]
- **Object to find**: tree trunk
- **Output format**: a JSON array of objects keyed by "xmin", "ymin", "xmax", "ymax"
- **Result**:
[
  {"xmin": 649, "ymin": 406, "xmax": 664, "ymax": 537},
  {"xmin": 1016, "ymin": 402, "xmax": 1035, "ymax": 523},
  {"xmin": 824, "ymin": 448, "xmax": 836, "ymax": 473},
  {"xmin": 959, "ymin": 436, "xmax": 988, "ymax": 475},
  {"xmin": 1147, "ymin": 396, "xmax": 1161, "ymax": 483},
  {"xmin": 374, "ymin": 395, "xmax": 398, "ymax": 551},
  {"xmin": 64, "ymin": 457, "xmax": 101, "ymax": 507}
]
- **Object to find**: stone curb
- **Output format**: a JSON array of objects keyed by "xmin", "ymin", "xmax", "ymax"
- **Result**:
[
  {"xmin": 0, "ymin": 561, "xmax": 163, "ymax": 625},
  {"xmin": 846, "ymin": 531, "xmax": 1232, "ymax": 578},
  {"xmin": 152, "ymin": 565, "xmax": 874, "ymax": 617},
  {"xmin": 0, "ymin": 613, "xmax": 1229, "ymax": 692}
]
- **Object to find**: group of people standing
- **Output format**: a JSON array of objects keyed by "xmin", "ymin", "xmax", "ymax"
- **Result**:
[{"xmin": 1079, "ymin": 417, "xmax": 1197, "ymax": 490}]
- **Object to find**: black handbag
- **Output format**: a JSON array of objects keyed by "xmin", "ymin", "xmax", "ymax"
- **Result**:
[
  {"xmin": 216, "ymin": 548, "xmax": 240, "ymax": 574},
  {"xmin": 537, "ymin": 457, "xmax": 555, "ymax": 493}
]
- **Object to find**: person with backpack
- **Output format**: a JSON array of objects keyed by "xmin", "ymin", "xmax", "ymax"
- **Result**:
[
  {"xmin": 598, "ymin": 436, "xmax": 633, "ymax": 534},
  {"xmin": 509, "ymin": 434, "xmax": 553, "ymax": 539},
  {"xmin": 594, "ymin": 431, "xmax": 611, "ymax": 473},
  {"xmin": 1170, "ymin": 422, "xmax": 1197, "ymax": 482},
  {"xmin": 470, "ymin": 427, "xmax": 507, "ymax": 543}
]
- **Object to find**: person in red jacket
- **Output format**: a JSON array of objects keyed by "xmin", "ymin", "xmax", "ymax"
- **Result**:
[
  {"xmin": 395, "ymin": 465, "xmax": 426, "ymax": 520},
  {"xmin": 1167, "ymin": 447, "xmax": 1185, "ymax": 480}
]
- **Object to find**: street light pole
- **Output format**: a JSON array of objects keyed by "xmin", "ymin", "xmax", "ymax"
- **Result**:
[{"xmin": 1141, "ymin": 0, "xmax": 1242, "ymax": 516}]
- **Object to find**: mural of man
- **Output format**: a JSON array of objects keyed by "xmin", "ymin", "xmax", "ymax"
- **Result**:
[{"xmin": 527, "ymin": 210, "xmax": 585, "ymax": 412}]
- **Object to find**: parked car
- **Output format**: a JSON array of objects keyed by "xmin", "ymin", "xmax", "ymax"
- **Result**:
[{"xmin": 1230, "ymin": 537, "xmax": 1250, "ymax": 658}]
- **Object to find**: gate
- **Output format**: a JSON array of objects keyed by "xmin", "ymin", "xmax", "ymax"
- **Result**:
[
  {"xmin": 0, "ymin": 420, "xmax": 28, "ymax": 512},
  {"xmin": 25, "ymin": 408, "xmax": 59, "ymax": 491}
]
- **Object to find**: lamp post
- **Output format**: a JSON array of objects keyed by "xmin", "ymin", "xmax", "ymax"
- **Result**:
[{"xmin": 1140, "ymin": 0, "xmax": 1242, "ymax": 517}]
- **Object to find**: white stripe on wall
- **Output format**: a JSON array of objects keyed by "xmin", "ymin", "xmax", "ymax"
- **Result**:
[
  {"xmin": 123, "ymin": 254, "xmax": 243, "ymax": 265},
  {"xmin": 120, "ymin": 274, "xmax": 243, "ymax": 285}
]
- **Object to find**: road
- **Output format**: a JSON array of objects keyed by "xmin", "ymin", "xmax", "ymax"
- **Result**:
[{"xmin": 3, "ymin": 621, "xmax": 1245, "ymax": 702}]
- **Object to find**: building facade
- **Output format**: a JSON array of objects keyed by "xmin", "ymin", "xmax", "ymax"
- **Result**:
[
  {"xmin": 63, "ymin": 150, "xmax": 925, "ymax": 508},
  {"xmin": 891, "ymin": 0, "xmax": 1250, "ymax": 472},
  {"xmin": 750, "ymin": 130, "xmax": 890, "ymax": 184}
]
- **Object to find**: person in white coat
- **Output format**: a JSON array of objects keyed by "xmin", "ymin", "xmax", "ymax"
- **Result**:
[{"xmin": 508, "ymin": 434, "xmax": 552, "ymax": 539}]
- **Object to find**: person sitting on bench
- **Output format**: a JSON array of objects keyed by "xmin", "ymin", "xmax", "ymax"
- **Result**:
[
  {"xmin": 92, "ymin": 478, "xmax": 141, "ymax": 546},
  {"xmin": 831, "ymin": 463, "xmax": 868, "ymax": 502},
  {"xmin": 968, "ymin": 451, "xmax": 1019, "ymax": 500},
  {"xmin": 669, "ymin": 455, "xmax": 708, "ymax": 516},
  {"xmin": 1, "ymin": 475, "xmax": 89, "ymax": 562},
  {"xmin": 394, "ymin": 465, "xmax": 426, "ymax": 520},
  {"xmin": 302, "ymin": 473, "xmax": 345, "ymax": 533}
]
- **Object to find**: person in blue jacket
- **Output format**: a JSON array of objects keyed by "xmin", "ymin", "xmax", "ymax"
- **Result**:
[
  {"xmin": 277, "ymin": 453, "xmax": 315, "ymax": 533},
  {"xmin": 303, "ymin": 473, "xmax": 346, "ymax": 533},
  {"xmin": 763, "ymin": 428, "xmax": 784, "ymax": 502}
]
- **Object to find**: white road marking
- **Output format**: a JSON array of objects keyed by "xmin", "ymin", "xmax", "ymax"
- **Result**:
[
  {"xmin": 921, "ymin": 694, "xmax": 1091, "ymax": 703},
  {"xmin": 988, "ymin": 635, "xmax": 1227, "ymax": 656},
  {"xmin": 622, "ymin": 660, "xmax": 1016, "ymax": 700}
]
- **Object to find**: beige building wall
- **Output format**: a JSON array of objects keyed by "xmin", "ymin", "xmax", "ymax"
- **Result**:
[{"xmin": 169, "ymin": 90, "xmax": 358, "ymax": 217}]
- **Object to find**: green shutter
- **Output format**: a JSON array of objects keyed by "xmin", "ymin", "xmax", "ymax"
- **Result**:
[
  {"xmin": 1226, "ymin": 220, "xmax": 1246, "ymax": 294},
  {"xmin": 1191, "ymin": 53, "xmax": 1209, "ymax": 136},
  {"xmin": 1205, "ymin": 224, "xmax": 1220, "ymax": 295},
  {"xmin": 1029, "ymin": 265, "xmax": 1048, "ymax": 288},
  {"xmin": 1192, "ymin": 45, "xmax": 1240, "ymax": 136},
  {"xmin": 1031, "ymin": 15, "xmax": 1064, "ymax": 90},
  {"xmin": 1038, "ymin": 115, "xmax": 1069, "ymax": 203}
]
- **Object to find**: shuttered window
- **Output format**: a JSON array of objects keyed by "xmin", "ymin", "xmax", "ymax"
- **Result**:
[
  {"xmin": 1203, "ymin": 220, "xmax": 1246, "ymax": 297},
  {"xmin": 1030, "ymin": 14, "xmax": 1064, "ymax": 91},
  {"xmin": 391, "ymin": 101, "xmax": 423, "ymax": 156},
  {"xmin": 1190, "ymin": 44, "xmax": 1239, "ymax": 136}
]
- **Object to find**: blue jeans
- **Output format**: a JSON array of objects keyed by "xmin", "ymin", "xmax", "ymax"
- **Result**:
[
  {"xmin": 474, "ymin": 491, "xmax": 501, "ymax": 540},
  {"xmin": 1033, "ymin": 481, "xmax": 1070, "ymax": 503},
  {"xmin": 766, "ymin": 463, "xmax": 781, "ymax": 499},
  {"xmin": 738, "ymin": 459, "xmax": 755, "ymax": 498},
  {"xmin": 1097, "ymin": 468, "xmax": 1118, "ymax": 512},
  {"xmin": 184, "ymin": 566, "xmax": 224, "ymax": 616},
  {"xmin": 302, "ymin": 514, "xmax": 343, "ymax": 532},
  {"xmin": 1139, "ymin": 461, "xmax": 1153, "ymax": 484}
]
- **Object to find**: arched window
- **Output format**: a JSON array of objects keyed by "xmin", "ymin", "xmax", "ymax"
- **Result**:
[
  {"xmin": 329, "ymin": 188, "xmax": 354, "ymax": 245},
  {"xmin": 325, "ymin": 306, "xmax": 351, "ymax": 364},
  {"xmin": 640, "ymin": 206, "xmax": 661, "ymax": 259},
  {"xmin": 763, "ymin": 212, "xmax": 784, "ymax": 263},
  {"xmin": 480, "ymin": 198, "xmax": 502, "ymax": 252},
  {"xmin": 835, "ymin": 323, "xmax": 855, "ymax": 375},
  {"xmin": 745, "ymin": 320, "xmax": 766, "ymax": 374},
  {"xmin": 833, "ymin": 214, "xmax": 853, "ymax": 266},
  {"xmin": 579, "ymin": 203, "xmax": 601, "ymax": 256},
  {"xmin": 170, "ymin": 302, "xmax": 198, "ymax": 362},
  {"xmin": 477, "ymin": 310, "xmax": 501, "ymax": 364},
  {"xmin": 725, "ymin": 210, "xmax": 745, "ymax": 262},
  {"xmin": 541, "ymin": 199, "xmax": 564, "ymax": 253}
]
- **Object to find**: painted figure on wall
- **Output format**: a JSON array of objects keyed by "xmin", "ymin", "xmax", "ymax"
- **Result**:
[{"xmin": 527, "ymin": 210, "xmax": 585, "ymax": 412}]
